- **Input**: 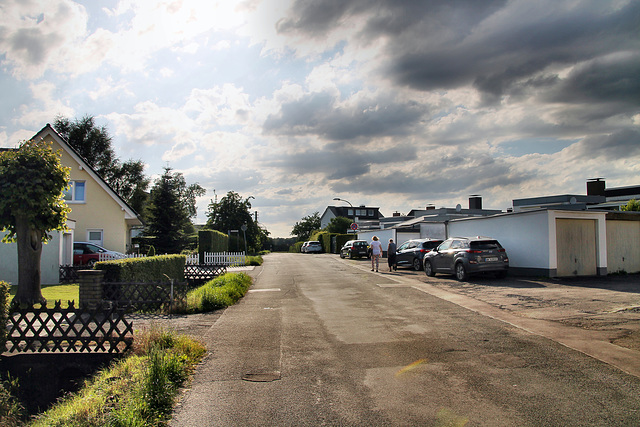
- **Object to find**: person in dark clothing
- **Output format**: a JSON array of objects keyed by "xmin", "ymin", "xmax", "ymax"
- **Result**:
[{"xmin": 387, "ymin": 238, "xmax": 397, "ymax": 272}]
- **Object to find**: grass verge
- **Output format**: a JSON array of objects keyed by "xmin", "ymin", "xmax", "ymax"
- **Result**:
[
  {"xmin": 29, "ymin": 326, "xmax": 206, "ymax": 427},
  {"xmin": 8, "ymin": 284, "xmax": 79, "ymax": 308},
  {"xmin": 186, "ymin": 272, "xmax": 252, "ymax": 313}
]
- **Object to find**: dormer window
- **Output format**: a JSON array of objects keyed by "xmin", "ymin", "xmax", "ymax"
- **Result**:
[{"xmin": 64, "ymin": 181, "xmax": 85, "ymax": 203}]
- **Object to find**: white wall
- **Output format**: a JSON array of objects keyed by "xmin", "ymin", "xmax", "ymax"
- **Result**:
[
  {"xmin": 448, "ymin": 211, "xmax": 551, "ymax": 270},
  {"xmin": 0, "ymin": 230, "xmax": 64, "ymax": 285},
  {"xmin": 358, "ymin": 229, "xmax": 396, "ymax": 252},
  {"xmin": 420, "ymin": 223, "xmax": 446, "ymax": 239}
]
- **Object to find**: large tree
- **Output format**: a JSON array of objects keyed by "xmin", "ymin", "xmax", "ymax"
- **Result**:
[
  {"xmin": 145, "ymin": 167, "xmax": 205, "ymax": 254},
  {"xmin": 53, "ymin": 115, "xmax": 150, "ymax": 212},
  {"xmin": 291, "ymin": 212, "xmax": 321, "ymax": 241},
  {"xmin": 0, "ymin": 140, "xmax": 70, "ymax": 306},
  {"xmin": 205, "ymin": 191, "xmax": 267, "ymax": 252},
  {"xmin": 326, "ymin": 216, "xmax": 352, "ymax": 234}
]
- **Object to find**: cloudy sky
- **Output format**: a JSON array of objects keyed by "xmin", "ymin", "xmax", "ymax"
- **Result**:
[{"xmin": 1, "ymin": 0, "xmax": 639, "ymax": 238}]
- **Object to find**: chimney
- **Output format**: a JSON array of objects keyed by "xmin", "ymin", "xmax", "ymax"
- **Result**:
[
  {"xmin": 586, "ymin": 178, "xmax": 605, "ymax": 196},
  {"xmin": 425, "ymin": 204, "xmax": 435, "ymax": 210},
  {"xmin": 393, "ymin": 212, "xmax": 401, "ymax": 217},
  {"xmin": 469, "ymin": 195, "xmax": 482, "ymax": 210}
]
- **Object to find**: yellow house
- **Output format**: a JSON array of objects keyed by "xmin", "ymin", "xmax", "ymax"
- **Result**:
[{"xmin": 33, "ymin": 124, "xmax": 143, "ymax": 254}]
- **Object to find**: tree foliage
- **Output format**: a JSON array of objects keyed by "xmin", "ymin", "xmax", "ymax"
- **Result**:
[
  {"xmin": 144, "ymin": 167, "xmax": 205, "ymax": 254},
  {"xmin": 205, "ymin": 191, "xmax": 268, "ymax": 253},
  {"xmin": 291, "ymin": 212, "xmax": 321, "ymax": 241},
  {"xmin": 0, "ymin": 140, "xmax": 70, "ymax": 305},
  {"xmin": 620, "ymin": 199, "xmax": 640, "ymax": 211},
  {"xmin": 326, "ymin": 216, "xmax": 352, "ymax": 234},
  {"xmin": 53, "ymin": 115, "xmax": 150, "ymax": 213}
]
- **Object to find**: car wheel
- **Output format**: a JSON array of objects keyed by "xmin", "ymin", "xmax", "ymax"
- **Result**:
[
  {"xmin": 455, "ymin": 263, "xmax": 467, "ymax": 281},
  {"xmin": 87, "ymin": 259, "xmax": 97, "ymax": 267},
  {"xmin": 348, "ymin": 251, "xmax": 354, "ymax": 259},
  {"xmin": 340, "ymin": 251, "xmax": 345, "ymax": 259},
  {"xmin": 412, "ymin": 258, "xmax": 421, "ymax": 271},
  {"xmin": 424, "ymin": 260, "xmax": 436, "ymax": 277}
]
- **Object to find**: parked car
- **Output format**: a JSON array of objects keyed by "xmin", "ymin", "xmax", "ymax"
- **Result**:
[
  {"xmin": 340, "ymin": 240, "xmax": 370, "ymax": 259},
  {"xmin": 300, "ymin": 242, "xmax": 310, "ymax": 253},
  {"xmin": 395, "ymin": 238, "xmax": 444, "ymax": 270},
  {"xmin": 423, "ymin": 236, "xmax": 509, "ymax": 281},
  {"xmin": 304, "ymin": 241, "xmax": 323, "ymax": 253},
  {"xmin": 73, "ymin": 242, "xmax": 125, "ymax": 266}
]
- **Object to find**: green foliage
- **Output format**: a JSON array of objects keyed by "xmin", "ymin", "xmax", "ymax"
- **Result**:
[
  {"xmin": 145, "ymin": 167, "xmax": 205, "ymax": 254},
  {"xmin": 0, "ymin": 282, "xmax": 8, "ymax": 351},
  {"xmin": 187, "ymin": 273, "xmax": 252, "ymax": 313},
  {"xmin": 0, "ymin": 139, "xmax": 70, "ymax": 243},
  {"xmin": 0, "ymin": 375, "xmax": 24, "ymax": 426},
  {"xmin": 620, "ymin": 199, "xmax": 640, "ymax": 211},
  {"xmin": 53, "ymin": 115, "xmax": 151, "ymax": 213},
  {"xmin": 198, "ymin": 229, "xmax": 228, "ymax": 262},
  {"xmin": 291, "ymin": 212, "xmax": 321, "ymax": 241},
  {"xmin": 245, "ymin": 255, "xmax": 263, "ymax": 266},
  {"xmin": 326, "ymin": 216, "xmax": 352, "ymax": 234},
  {"xmin": 290, "ymin": 241, "xmax": 305, "ymax": 253},
  {"xmin": 31, "ymin": 327, "xmax": 205, "ymax": 427},
  {"xmin": 95, "ymin": 255, "xmax": 186, "ymax": 282},
  {"xmin": 206, "ymin": 191, "xmax": 269, "ymax": 253}
]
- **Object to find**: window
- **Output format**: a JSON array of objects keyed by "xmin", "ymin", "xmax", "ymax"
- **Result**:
[
  {"xmin": 368, "ymin": 209, "xmax": 374, "ymax": 216},
  {"xmin": 347, "ymin": 209, "xmax": 354, "ymax": 216},
  {"xmin": 64, "ymin": 181, "xmax": 85, "ymax": 202}
]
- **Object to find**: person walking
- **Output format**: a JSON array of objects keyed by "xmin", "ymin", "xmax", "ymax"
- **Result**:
[
  {"xmin": 387, "ymin": 238, "xmax": 397, "ymax": 272},
  {"xmin": 370, "ymin": 236, "xmax": 383, "ymax": 272}
]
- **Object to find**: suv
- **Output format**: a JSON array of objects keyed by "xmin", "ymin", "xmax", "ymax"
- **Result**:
[
  {"xmin": 340, "ymin": 240, "xmax": 370, "ymax": 259},
  {"xmin": 423, "ymin": 237, "xmax": 509, "ymax": 281},
  {"xmin": 73, "ymin": 242, "xmax": 124, "ymax": 266},
  {"xmin": 395, "ymin": 238, "xmax": 443, "ymax": 270},
  {"xmin": 305, "ymin": 241, "xmax": 322, "ymax": 253}
]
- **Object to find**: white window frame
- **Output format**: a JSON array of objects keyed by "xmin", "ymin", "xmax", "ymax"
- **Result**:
[
  {"xmin": 64, "ymin": 180, "xmax": 86, "ymax": 203},
  {"xmin": 87, "ymin": 229, "xmax": 103, "ymax": 246}
]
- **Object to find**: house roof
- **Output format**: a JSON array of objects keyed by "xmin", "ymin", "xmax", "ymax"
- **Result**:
[{"xmin": 32, "ymin": 124, "xmax": 143, "ymax": 226}]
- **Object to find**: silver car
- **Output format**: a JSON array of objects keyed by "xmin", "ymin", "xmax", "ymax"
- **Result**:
[{"xmin": 423, "ymin": 237, "xmax": 509, "ymax": 281}]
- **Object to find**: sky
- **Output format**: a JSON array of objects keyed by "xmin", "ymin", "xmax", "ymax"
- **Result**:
[{"xmin": 1, "ymin": 0, "xmax": 639, "ymax": 238}]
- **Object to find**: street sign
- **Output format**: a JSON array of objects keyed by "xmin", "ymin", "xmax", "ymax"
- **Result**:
[{"xmin": 350, "ymin": 223, "xmax": 358, "ymax": 231}]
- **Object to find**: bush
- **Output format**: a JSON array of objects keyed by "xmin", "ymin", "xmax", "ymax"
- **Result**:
[
  {"xmin": 0, "ymin": 281, "xmax": 9, "ymax": 350},
  {"xmin": 187, "ymin": 273, "xmax": 252, "ymax": 313},
  {"xmin": 290, "ymin": 241, "xmax": 305, "ymax": 253},
  {"xmin": 245, "ymin": 255, "xmax": 263, "ymax": 266},
  {"xmin": 31, "ymin": 327, "xmax": 205, "ymax": 427},
  {"xmin": 96, "ymin": 255, "xmax": 186, "ymax": 282}
]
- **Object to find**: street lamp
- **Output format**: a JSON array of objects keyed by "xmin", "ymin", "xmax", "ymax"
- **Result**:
[{"xmin": 332, "ymin": 197, "xmax": 353, "ymax": 207}]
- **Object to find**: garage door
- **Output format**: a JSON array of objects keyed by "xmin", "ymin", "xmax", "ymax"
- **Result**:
[
  {"xmin": 607, "ymin": 220, "xmax": 640, "ymax": 274},
  {"xmin": 556, "ymin": 219, "xmax": 597, "ymax": 277}
]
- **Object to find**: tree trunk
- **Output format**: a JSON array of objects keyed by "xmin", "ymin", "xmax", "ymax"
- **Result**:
[{"xmin": 13, "ymin": 216, "xmax": 46, "ymax": 306}]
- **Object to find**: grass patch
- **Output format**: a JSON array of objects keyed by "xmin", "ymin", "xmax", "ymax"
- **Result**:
[
  {"xmin": 245, "ymin": 255, "xmax": 263, "ymax": 266},
  {"xmin": 186, "ymin": 272, "xmax": 252, "ymax": 313},
  {"xmin": 30, "ymin": 325, "xmax": 206, "ymax": 427},
  {"xmin": 8, "ymin": 284, "xmax": 79, "ymax": 308}
]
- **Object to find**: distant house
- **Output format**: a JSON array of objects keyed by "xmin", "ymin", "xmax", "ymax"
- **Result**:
[
  {"xmin": 320, "ymin": 205, "xmax": 384, "ymax": 231},
  {"xmin": 0, "ymin": 124, "xmax": 143, "ymax": 285}
]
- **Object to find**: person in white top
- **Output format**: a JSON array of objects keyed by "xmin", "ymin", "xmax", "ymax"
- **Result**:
[{"xmin": 370, "ymin": 235, "xmax": 383, "ymax": 272}]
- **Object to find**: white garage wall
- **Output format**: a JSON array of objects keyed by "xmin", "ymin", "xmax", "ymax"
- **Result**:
[
  {"xmin": 448, "ymin": 211, "xmax": 552, "ymax": 273},
  {"xmin": 1, "ymin": 230, "xmax": 65, "ymax": 285}
]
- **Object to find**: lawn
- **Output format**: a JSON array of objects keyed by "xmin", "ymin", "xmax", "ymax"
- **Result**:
[{"xmin": 8, "ymin": 283, "xmax": 79, "ymax": 306}]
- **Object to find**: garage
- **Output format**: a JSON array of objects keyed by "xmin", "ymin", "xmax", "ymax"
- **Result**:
[
  {"xmin": 555, "ymin": 218, "xmax": 597, "ymax": 277},
  {"xmin": 606, "ymin": 215, "xmax": 640, "ymax": 274}
]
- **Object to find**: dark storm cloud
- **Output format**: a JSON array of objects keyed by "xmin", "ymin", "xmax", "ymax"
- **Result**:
[
  {"xmin": 573, "ymin": 129, "xmax": 640, "ymax": 162},
  {"xmin": 262, "ymin": 145, "xmax": 417, "ymax": 180},
  {"xmin": 263, "ymin": 91, "xmax": 426, "ymax": 141},
  {"xmin": 279, "ymin": 0, "xmax": 640, "ymax": 105},
  {"xmin": 331, "ymin": 152, "xmax": 531, "ymax": 197}
]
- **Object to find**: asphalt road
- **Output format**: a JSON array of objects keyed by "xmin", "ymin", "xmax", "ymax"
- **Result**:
[{"xmin": 169, "ymin": 253, "xmax": 640, "ymax": 426}]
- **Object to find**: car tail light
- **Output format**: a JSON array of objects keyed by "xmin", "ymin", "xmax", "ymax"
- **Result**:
[
  {"xmin": 498, "ymin": 248, "xmax": 506, "ymax": 252},
  {"xmin": 466, "ymin": 249, "xmax": 482, "ymax": 254}
]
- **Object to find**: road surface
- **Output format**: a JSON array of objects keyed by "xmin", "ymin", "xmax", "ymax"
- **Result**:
[{"xmin": 170, "ymin": 253, "xmax": 640, "ymax": 426}]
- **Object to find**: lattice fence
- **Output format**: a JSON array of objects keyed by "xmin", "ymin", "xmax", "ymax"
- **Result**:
[
  {"xmin": 184, "ymin": 264, "xmax": 227, "ymax": 286},
  {"xmin": 102, "ymin": 281, "xmax": 191, "ymax": 312},
  {"xmin": 5, "ymin": 301, "xmax": 133, "ymax": 354},
  {"xmin": 59, "ymin": 265, "xmax": 82, "ymax": 283}
]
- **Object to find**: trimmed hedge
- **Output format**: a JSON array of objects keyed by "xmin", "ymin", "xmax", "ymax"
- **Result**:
[
  {"xmin": 95, "ymin": 255, "xmax": 186, "ymax": 282},
  {"xmin": 198, "ymin": 229, "xmax": 228, "ymax": 263}
]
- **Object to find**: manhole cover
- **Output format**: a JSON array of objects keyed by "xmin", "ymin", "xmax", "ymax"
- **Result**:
[{"xmin": 242, "ymin": 372, "xmax": 281, "ymax": 382}]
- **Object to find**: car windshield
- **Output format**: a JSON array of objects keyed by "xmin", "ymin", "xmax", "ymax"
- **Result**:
[
  {"xmin": 470, "ymin": 241, "xmax": 501, "ymax": 250},
  {"xmin": 421, "ymin": 241, "xmax": 441, "ymax": 249}
]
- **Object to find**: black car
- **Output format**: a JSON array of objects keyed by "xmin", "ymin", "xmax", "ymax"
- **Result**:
[
  {"xmin": 395, "ymin": 238, "xmax": 444, "ymax": 270},
  {"xmin": 340, "ymin": 240, "xmax": 370, "ymax": 259},
  {"xmin": 423, "ymin": 236, "xmax": 509, "ymax": 281}
]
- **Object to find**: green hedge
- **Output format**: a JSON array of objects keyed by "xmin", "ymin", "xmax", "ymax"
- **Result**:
[
  {"xmin": 290, "ymin": 241, "xmax": 305, "ymax": 252},
  {"xmin": 198, "ymin": 229, "xmax": 228, "ymax": 263},
  {"xmin": 95, "ymin": 255, "xmax": 186, "ymax": 282},
  {"xmin": 0, "ymin": 281, "xmax": 9, "ymax": 350}
]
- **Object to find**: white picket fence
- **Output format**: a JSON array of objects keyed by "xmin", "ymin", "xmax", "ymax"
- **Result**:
[
  {"xmin": 99, "ymin": 253, "xmax": 146, "ymax": 261},
  {"xmin": 98, "ymin": 251, "xmax": 246, "ymax": 266},
  {"xmin": 186, "ymin": 252, "xmax": 246, "ymax": 267}
]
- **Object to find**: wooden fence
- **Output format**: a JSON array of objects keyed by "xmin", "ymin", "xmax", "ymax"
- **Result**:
[
  {"xmin": 5, "ymin": 301, "xmax": 133, "ymax": 354},
  {"xmin": 186, "ymin": 252, "xmax": 246, "ymax": 266}
]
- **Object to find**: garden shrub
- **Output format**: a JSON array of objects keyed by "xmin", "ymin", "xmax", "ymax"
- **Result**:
[{"xmin": 95, "ymin": 255, "xmax": 186, "ymax": 282}]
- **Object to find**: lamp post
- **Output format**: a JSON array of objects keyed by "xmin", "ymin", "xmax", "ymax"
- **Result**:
[{"xmin": 332, "ymin": 197, "xmax": 353, "ymax": 207}]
